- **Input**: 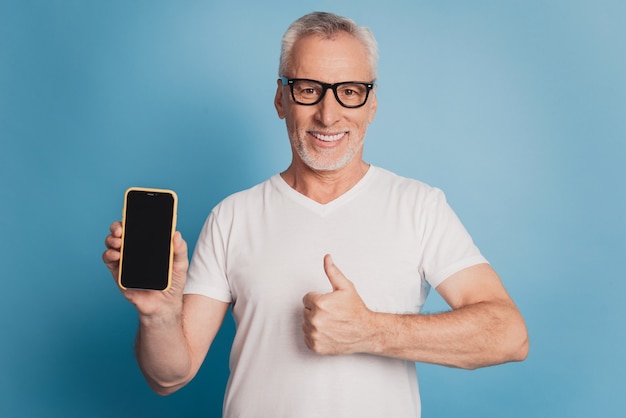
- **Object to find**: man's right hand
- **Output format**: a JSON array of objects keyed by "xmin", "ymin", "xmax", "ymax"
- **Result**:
[{"xmin": 102, "ymin": 221, "xmax": 189, "ymax": 317}]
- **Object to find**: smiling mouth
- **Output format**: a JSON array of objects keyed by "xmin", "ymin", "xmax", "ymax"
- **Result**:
[{"xmin": 311, "ymin": 132, "xmax": 347, "ymax": 142}]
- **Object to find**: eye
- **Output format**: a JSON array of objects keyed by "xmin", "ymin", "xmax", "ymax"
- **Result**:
[
  {"xmin": 338, "ymin": 84, "xmax": 365, "ymax": 98},
  {"xmin": 295, "ymin": 82, "xmax": 322, "ymax": 98}
]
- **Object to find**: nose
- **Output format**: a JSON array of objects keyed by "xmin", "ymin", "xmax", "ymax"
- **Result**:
[{"xmin": 314, "ymin": 89, "xmax": 343, "ymax": 126}]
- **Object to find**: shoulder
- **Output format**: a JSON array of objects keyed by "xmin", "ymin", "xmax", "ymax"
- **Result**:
[
  {"xmin": 211, "ymin": 175, "xmax": 278, "ymax": 214},
  {"xmin": 196, "ymin": 176, "xmax": 278, "ymax": 239},
  {"xmin": 369, "ymin": 166, "xmax": 446, "ymax": 206}
]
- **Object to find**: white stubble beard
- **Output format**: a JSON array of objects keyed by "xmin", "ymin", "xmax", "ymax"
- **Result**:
[{"xmin": 289, "ymin": 129, "xmax": 364, "ymax": 172}]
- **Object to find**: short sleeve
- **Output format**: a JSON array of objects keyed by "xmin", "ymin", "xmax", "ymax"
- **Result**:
[
  {"xmin": 420, "ymin": 188, "xmax": 488, "ymax": 288},
  {"xmin": 184, "ymin": 211, "xmax": 233, "ymax": 302}
]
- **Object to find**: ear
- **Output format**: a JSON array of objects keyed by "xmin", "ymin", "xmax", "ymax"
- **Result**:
[
  {"xmin": 274, "ymin": 79, "xmax": 286, "ymax": 120},
  {"xmin": 367, "ymin": 85, "xmax": 378, "ymax": 124}
]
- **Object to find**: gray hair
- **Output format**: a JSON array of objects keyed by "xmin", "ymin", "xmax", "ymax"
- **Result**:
[{"xmin": 278, "ymin": 11, "xmax": 379, "ymax": 80}]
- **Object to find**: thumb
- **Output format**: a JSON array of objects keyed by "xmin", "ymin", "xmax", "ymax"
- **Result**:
[
  {"xmin": 323, "ymin": 254, "xmax": 352, "ymax": 291},
  {"xmin": 172, "ymin": 231, "xmax": 189, "ymax": 271}
]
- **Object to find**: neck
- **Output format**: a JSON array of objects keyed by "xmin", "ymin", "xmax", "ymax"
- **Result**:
[{"xmin": 281, "ymin": 160, "xmax": 370, "ymax": 204}]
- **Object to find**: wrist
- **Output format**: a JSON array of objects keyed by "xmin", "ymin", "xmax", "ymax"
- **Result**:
[
  {"xmin": 138, "ymin": 305, "xmax": 183, "ymax": 328},
  {"xmin": 362, "ymin": 310, "xmax": 385, "ymax": 355}
]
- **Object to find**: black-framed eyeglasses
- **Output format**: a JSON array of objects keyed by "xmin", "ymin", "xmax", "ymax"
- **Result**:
[{"xmin": 280, "ymin": 76, "xmax": 375, "ymax": 109}]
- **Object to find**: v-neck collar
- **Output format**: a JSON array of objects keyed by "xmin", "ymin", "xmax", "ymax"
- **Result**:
[{"xmin": 271, "ymin": 165, "xmax": 377, "ymax": 216}]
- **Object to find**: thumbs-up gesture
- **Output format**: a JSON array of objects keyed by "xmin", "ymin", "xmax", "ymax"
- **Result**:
[{"xmin": 302, "ymin": 254, "xmax": 375, "ymax": 355}]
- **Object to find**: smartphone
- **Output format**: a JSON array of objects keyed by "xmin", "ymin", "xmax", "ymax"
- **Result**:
[{"xmin": 118, "ymin": 187, "xmax": 178, "ymax": 291}]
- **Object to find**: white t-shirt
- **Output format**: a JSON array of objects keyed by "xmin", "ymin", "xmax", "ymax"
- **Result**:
[{"xmin": 185, "ymin": 166, "xmax": 487, "ymax": 418}]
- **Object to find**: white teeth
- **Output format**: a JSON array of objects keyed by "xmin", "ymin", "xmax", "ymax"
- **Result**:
[{"xmin": 314, "ymin": 132, "xmax": 345, "ymax": 142}]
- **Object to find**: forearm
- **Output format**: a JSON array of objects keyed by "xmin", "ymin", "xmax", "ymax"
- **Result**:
[
  {"xmin": 366, "ymin": 300, "xmax": 529, "ymax": 369},
  {"xmin": 135, "ymin": 311, "xmax": 193, "ymax": 395}
]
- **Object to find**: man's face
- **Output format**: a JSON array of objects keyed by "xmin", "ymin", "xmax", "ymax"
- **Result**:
[{"xmin": 275, "ymin": 32, "xmax": 377, "ymax": 173}]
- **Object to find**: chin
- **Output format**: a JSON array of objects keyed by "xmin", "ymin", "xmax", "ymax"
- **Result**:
[
  {"xmin": 297, "ymin": 143, "xmax": 360, "ymax": 172},
  {"xmin": 301, "ymin": 152, "xmax": 354, "ymax": 172}
]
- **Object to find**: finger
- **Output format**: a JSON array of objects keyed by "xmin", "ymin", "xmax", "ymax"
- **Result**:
[
  {"xmin": 102, "ymin": 247, "xmax": 121, "ymax": 263},
  {"xmin": 323, "ymin": 254, "xmax": 352, "ymax": 291},
  {"xmin": 303, "ymin": 333, "xmax": 315, "ymax": 351},
  {"xmin": 168, "ymin": 231, "xmax": 190, "ymax": 292},
  {"xmin": 172, "ymin": 231, "xmax": 188, "ymax": 265},
  {"xmin": 104, "ymin": 222, "xmax": 123, "ymax": 250},
  {"xmin": 102, "ymin": 248, "xmax": 121, "ymax": 281},
  {"xmin": 302, "ymin": 291, "xmax": 321, "ymax": 309},
  {"xmin": 301, "ymin": 320, "xmax": 317, "ymax": 348},
  {"xmin": 109, "ymin": 221, "xmax": 122, "ymax": 237},
  {"xmin": 302, "ymin": 307, "xmax": 312, "ymax": 323},
  {"xmin": 104, "ymin": 233, "xmax": 121, "ymax": 250}
]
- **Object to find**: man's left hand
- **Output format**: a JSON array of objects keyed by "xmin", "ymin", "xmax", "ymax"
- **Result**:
[{"xmin": 302, "ymin": 254, "xmax": 376, "ymax": 355}]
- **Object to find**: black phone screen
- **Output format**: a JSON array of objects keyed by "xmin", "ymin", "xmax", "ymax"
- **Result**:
[{"xmin": 120, "ymin": 189, "xmax": 176, "ymax": 291}]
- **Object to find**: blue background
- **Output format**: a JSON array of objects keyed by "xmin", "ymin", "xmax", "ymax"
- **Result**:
[{"xmin": 1, "ymin": 0, "xmax": 624, "ymax": 417}]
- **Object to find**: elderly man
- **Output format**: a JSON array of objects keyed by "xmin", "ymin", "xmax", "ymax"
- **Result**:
[{"xmin": 103, "ymin": 11, "xmax": 528, "ymax": 418}]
